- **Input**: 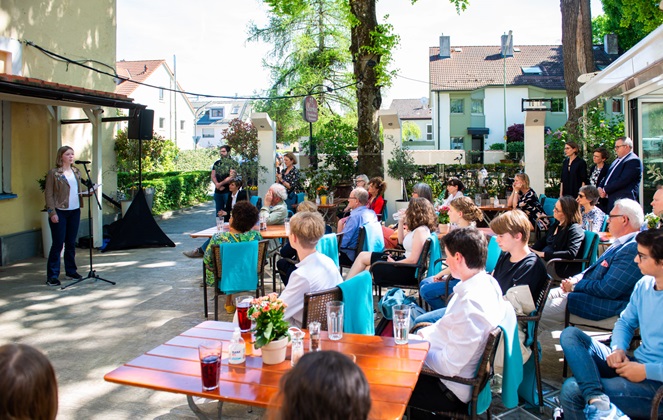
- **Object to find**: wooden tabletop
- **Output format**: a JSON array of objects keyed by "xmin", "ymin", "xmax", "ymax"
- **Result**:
[
  {"xmin": 479, "ymin": 205, "xmax": 512, "ymax": 212},
  {"xmin": 389, "ymin": 226, "xmax": 494, "ymax": 242},
  {"xmin": 190, "ymin": 224, "xmax": 288, "ymax": 239},
  {"xmin": 104, "ymin": 321, "xmax": 429, "ymax": 420}
]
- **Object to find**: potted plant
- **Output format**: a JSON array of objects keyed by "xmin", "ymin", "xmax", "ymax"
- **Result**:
[
  {"xmin": 506, "ymin": 141, "xmax": 524, "ymax": 162},
  {"xmin": 387, "ymin": 137, "xmax": 418, "ymax": 210},
  {"xmin": 249, "ymin": 293, "xmax": 290, "ymax": 364},
  {"xmin": 436, "ymin": 205, "xmax": 450, "ymax": 233}
]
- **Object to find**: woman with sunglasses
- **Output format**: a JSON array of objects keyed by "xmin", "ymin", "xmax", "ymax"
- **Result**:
[{"xmin": 576, "ymin": 185, "xmax": 605, "ymax": 233}]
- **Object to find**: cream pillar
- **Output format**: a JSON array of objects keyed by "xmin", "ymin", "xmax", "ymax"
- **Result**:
[
  {"xmin": 379, "ymin": 109, "xmax": 402, "ymax": 224},
  {"xmin": 83, "ymin": 107, "xmax": 104, "ymax": 247},
  {"xmin": 251, "ymin": 113, "xmax": 276, "ymax": 200},
  {"xmin": 523, "ymin": 110, "xmax": 546, "ymax": 196}
]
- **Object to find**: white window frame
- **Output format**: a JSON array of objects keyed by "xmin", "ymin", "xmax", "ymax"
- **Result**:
[
  {"xmin": 551, "ymin": 98, "xmax": 565, "ymax": 113},
  {"xmin": 471, "ymin": 99, "xmax": 484, "ymax": 115},
  {"xmin": 231, "ymin": 106, "xmax": 240, "ymax": 114},
  {"xmin": 450, "ymin": 98, "xmax": 464, "ymax": 114},
  {"xmin": 202, "ymin": 128, "xmax": 215, "ymax": 138},
  {"xmin": 450, "ymin": 136, "xmax": 464, "ymax": 150},
  {"xmin": 159, "ymin": 118, "xmax": 165, "ymax": 129},
  {"xmin": 180, "ymin": 120, "xmax": 185, "ymax": 130},
  {"xmin": 159, "ymin": 88, "xmax": 165, "ymax": 102},
  {"xmin": 426, "ymin": 124, "xmax": 433, "ymax": 141},
  {"xmin": 210, "ymin": 108, "xmax": 224, "ymax": 119}
]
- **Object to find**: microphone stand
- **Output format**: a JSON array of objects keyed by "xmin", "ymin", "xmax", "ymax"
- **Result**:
[{"xmin": 61, "ymin": 162, "xmax": 116, "ymax": 290}]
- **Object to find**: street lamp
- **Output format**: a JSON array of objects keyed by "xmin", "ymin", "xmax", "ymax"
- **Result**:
[{"xmin": 289, "ymin": 84, "xmax": 333, "ymax": 169}]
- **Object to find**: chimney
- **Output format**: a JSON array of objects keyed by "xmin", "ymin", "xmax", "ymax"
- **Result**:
[
  {"xmin": 439, "ymin": 34, "xmax": 450, "ymax": 59},
  {"xmin": 501, "ymin": 31, "xmax": 513, "ymax": 57},
  {"xmin": 604, "ymin": 33, "xmax": 618, "ymax": 55}
]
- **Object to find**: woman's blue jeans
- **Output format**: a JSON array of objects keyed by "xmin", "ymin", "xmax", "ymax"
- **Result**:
[
  {"xmin": 214, "ymin": 191, "xmax": 228, "ymax": 214},
  {"xmin": 47, "ymin": 208, "xmax": 80, "ymax": 279},
  {"xmin": 560, "ymin": 326, "xmax": 663, "ymax": 419},
  {"xmin": 419, "ymin": 276, "xmax": 459, "ymax": 310}
]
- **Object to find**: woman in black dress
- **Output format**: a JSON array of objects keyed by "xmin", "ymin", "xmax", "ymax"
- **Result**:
[
  {"xmin": 560, "ymin": 141, "xmax": 587, "ymax": 198},
  {"xmin": 507, "ymin": 173, "xmax": 549, "ymax": 231}
]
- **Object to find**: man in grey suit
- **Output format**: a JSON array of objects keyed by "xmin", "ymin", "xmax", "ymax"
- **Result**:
[{"xmin": 598, "ymin": 136, "xmax": 643, "ymax": 212}]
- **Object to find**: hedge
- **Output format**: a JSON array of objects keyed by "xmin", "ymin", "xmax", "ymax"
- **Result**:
[{"xmin": 119, "ymin": 170, "xmax": 211, "ymax": 214}]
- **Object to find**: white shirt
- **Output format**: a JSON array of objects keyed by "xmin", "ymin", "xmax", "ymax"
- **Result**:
[
  {"xmin": 417, "ymin": 271, "xmax": 510, "ymax": 403},
  {"xmin": 65, "ymin": 171, "xmax": 80, "ymax": 210},
  {"xmin": 280, "ymin": 252, "xmax": 343, "ymax": 328},
  {"xmin": 442, "ymin": 191, "xmax": 464, "ymax": 207},
  {"xmin": 402, "ymin": 225, "xmax": 430, "ymax": 259}
]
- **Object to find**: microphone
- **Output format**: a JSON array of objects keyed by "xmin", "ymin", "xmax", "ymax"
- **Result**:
[{"xmin": 75, "ymin": 160, "xmax": 91, "ymax": 164}]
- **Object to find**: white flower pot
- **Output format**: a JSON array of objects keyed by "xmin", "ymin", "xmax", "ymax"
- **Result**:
[{"xmin": 260, "ymin": 336, "xmax": 288, "ymax": 365}]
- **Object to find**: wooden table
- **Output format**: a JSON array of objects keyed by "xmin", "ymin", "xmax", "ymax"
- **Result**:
[
  {"xmin": 478, "ymin": 205, "xmax": 512, "ymax": 224},
  {"xmin": 104, "ymin": 321, "xmax": 429, "ymax": 420},
  {"xmin": 190, "ymin": 224, "xmax": 288, "ymax": 240},
  {"xmin": 389, "ymin": 226, "xmax": 494, "ymax": 243}
]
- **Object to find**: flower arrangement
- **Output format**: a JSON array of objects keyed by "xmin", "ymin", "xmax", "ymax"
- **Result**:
[
  {"xmin": 644, "ymin": 213, "xmax": 660, "ymax": 229},
  {"xmin": 437, "ymin": 205, "xmax": 450, "ymax": 224},
  {"xmin": 248, "ymin": 293, "xmax": 290, "ymax": 349},
  {"xmin": 247, "ymin": 185, "xmax": 258, "ymax": 191},
  {"xmin": 316, "ymin": 185, "xmax": 329, "ymax": 195}
]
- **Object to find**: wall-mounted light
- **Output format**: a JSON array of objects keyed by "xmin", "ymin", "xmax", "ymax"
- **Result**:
[{"xmin": 521, "ymin": 98, "xmax": 552, "ymax": 112}]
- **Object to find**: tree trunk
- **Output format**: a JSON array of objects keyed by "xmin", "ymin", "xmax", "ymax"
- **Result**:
[
  {"xmin": 349, "ymin": 0, "xmax": 383, "ymax": 178},
  {"xmin": 561, "ymin": 0, "xmax": 594, "ymax": 141}
]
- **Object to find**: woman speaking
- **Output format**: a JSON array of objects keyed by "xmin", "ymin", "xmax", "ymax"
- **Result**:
[{"xmin": 44, "ymin": 146, "xmax": 87, "ymax": 287}]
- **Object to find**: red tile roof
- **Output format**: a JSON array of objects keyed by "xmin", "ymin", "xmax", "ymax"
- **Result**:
[
  {"xmin": 115, "ymin": 60, "xmax": 166, "ymax": 96},
  {"xmin": 389, "ymin": 99, "xmax": 432, "ymax": 120},
  {"xmin": 0, "ymin": 73, "xmax": 130, "ymax": 101}
]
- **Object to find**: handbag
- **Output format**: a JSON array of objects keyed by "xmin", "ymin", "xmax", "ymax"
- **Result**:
[{"xmin": 378, "ymin": 288, "xmax": 423, "ymax": 322}]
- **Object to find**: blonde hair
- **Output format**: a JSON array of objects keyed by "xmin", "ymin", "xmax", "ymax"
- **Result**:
[
  {"xmin": 450, "ymin": 196, "xmax": 483, "ymax": 223},
  {"xmin": 55, "ymin": 146, "xmax": 73, "ymax": 168},
  {"xmin": 296, "ymin": 200, "xmax": 318, "ymax": 213},
  {"xmin": 290, "ymin": 211, "xmax": 325, "ymax": 249},
  {"xmin": 515, "ymin": 173, "xmax": 531, "ymax": 190}
]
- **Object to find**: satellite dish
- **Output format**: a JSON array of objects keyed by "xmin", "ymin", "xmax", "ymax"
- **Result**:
[
  {"xmin": 420, "ymin": 97, "xmax": 429, "ymax": 108},
  {"xmin": 578, "ymin": 72, "xmax": 600, "ymax": 84}
]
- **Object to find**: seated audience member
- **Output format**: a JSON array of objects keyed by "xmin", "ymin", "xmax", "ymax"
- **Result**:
[
  {"xmin": 276, "ymin": 201, "xmax": 332, "ymax": 286},
  {"xmin": 651, "ymin": 186, "xmax": 663, "ymax": 229},
  {"xmin": 0, "ymin": 343, "xmax": 58, "ymax": 420},
  {"xmin": 531, "ymin": 196, "xmax": 584, "ymax": 279},
  {"xmin": 259, "ymin": 183, "xmax": 288, "ymax": 225},
  {"xmin": 417, "ymin": 210, "xmax": 547, "ymax": 323},
  {"xmin": 269, "ymin": 351, "xmax": 371, "ymax": 420},
  {"xmin": 340, "ymin": 175, "xmax": 369, "ymax": 217},
  {"xmin": 441, "ymin": 177, "xmax": 465, "ymax": 207},
  {"xmin": 507, "ymin": 172, "xmax": 549, "ymax": 231},
  {"xmin": 202, "ymin": 201, "xmax": 262, "ymax": 313},
  {"xmin": 577, "ymin": 185, "xmax": 606, "ymax": 233},
  {"xmin": 280, "ymin": 211, "xmax": 343, "ymax": 327},
  {"xmin": 367, "ymin": 177, "xmax": 386, "ymax": 217},
  {"xmin": 408, "ymin": 228, "xmax": 514, "ymax": 417},
  {"xmin": 412, "ymin": 182, "xmax": 434, "ymax": 204},
  {"xmin": 345, "ymin": 197, "xmax": 436, "ymax": 284},
  {"xmin": 540, "ymin": 198, "xmax": 644, "ymax": 331},
  {"xmin": 447, "ymin": 196, "xmax": 483, "ymax": 228},
  {"xmin": 338, "ymin": 188, "xmax": 377, "ymax": 266},
  {"xmin": 559, "ymin": 228, "xmax": 663, "ymax": 420}
]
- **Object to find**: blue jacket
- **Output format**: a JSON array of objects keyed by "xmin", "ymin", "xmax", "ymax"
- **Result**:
[
  {"xmin": 598, "ymin": 152, "xmax": 642, "ymax": 210},
  {"xmin": 568, "ymin": 235, "xmax": 641, "ymax": 320},
  {"xmin": 340, "ymin": 206, "xmax": 377, "ymax": 260}
]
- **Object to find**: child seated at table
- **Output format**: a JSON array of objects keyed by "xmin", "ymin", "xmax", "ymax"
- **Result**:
[
  {"xmin": 269, "ymin": 351, "xmax": 371, "ymax": 420},
  {"xmin": 280, "ymin": 211, "xmax": 342, "ymax": 327},
  {"xmin": 0, "ymin": 343, "xmax": 59, "ymax": 420}
]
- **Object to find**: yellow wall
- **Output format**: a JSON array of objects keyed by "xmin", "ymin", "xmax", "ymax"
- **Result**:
[{"xmin": 0, "ymin": 0, "xmax": 120, "ymax": 237}]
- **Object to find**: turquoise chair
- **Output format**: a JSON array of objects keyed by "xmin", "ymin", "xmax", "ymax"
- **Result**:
[
  {"xmin": 486, "ymin": 235, "xmax": 502, "ymax": 273},
  {"xmin": 338, "ymin": 271, "xmax": 375, "ymax": 335},
  {"xmin": 600, "ymin": 214, "xmax": 609, "ymax": 232},
  {"xmin": 362, "ymin": 221, "xmax": 385, "ymax": 253},
  {"xmin": 316, "ymin": 233, "xmax": 340, "ymax": 268},
  {"xmin": 541, "ymin": 197, "xmax": 557, "ymax": 219},
  {"xmin": 250, "ymin": 195, "xmax": 262, "ymax": 209}
]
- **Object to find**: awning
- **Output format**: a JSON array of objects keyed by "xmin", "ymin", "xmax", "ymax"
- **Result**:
[
  {"xmin": 576, "ymin": 24, "xmax": 663, "ymax": 108},
  {"xmin": 467, "ymin": 127, "xmax": 489, "ymax": 135}
]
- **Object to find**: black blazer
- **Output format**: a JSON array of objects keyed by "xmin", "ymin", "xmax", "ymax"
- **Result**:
[
  {"xmin": 598, "ymin": 152, "xmax": 643, "ymax": 211},
  {"xmin": 533, "ymin": 221, "xmax": 584, "ymax": 278},
  {"xmin": 222, "ymin": 190, "xmax": 249, "ymax": 221}
]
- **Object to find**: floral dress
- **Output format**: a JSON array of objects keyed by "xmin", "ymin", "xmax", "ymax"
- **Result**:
[
  {"xmin": 516, "ymin": 189, "xmax": 549, "ymax": 230},
  {"xmin": 581, "ymin": 206, "xmax": 606, "ymax": 233},
  {"xmin": 203, "ymin": 230, "xmax": 262, "ymax": 285},
  {"xmin": 280, "ymin": 166, "xmax": 301, "ymax": 194}
]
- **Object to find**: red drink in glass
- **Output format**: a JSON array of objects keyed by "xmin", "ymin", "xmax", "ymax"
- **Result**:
[
  {"xmin": 200, "ymin": 355, "xmax": 220, "ymax": 390},
  {"xmin": 237, "ymin": 302, "xmax": 251, "ymax": 332}
]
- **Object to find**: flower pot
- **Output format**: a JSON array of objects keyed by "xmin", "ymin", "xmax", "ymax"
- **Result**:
[
  {"xmin": 438, "ymin": 224, "xmax": 449, "ymax": 234},
  {"xmin": 260, "ymin": 336, "xmax": 288, "ymax": 365}
]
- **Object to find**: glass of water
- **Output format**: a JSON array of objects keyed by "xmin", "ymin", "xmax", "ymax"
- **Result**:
[
  {"xmin": 284, "ymin": 217, "xmax": 290, "ymax": 236},
  {"xmin": 392, "ymin": 304, "xmax": 411, "ymax": 345},
  {"xmin": 326, "ymin": 301, "xmax": 344, "ymax": 341}
]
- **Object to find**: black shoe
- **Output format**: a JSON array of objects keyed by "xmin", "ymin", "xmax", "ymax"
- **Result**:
[
  {"xmin": 66, "ymin": 272, "xmax": 83, "ymax": 280},
  {"xmin": 46, "ymin": 278, "xmax": 61, "ymax": 286}
]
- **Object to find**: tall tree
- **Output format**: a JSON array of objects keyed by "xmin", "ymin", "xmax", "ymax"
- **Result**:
[
  {"xmin": 561, "ymin": 0, "xmax": 594, "ymax": 141},
  {"xmin": 599, "ymin": 0, "xmax": 663, "ymax": 51}
]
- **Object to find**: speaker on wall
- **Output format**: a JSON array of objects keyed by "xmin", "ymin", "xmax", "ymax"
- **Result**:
[{"xmin": 128, "ymin": 109, "xmax": 154, "ymax": 140}]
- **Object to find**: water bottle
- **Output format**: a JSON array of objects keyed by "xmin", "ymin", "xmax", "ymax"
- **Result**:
[{"xmin": 228, "ymin": 327, "xmax": 246, "ymax": 364}]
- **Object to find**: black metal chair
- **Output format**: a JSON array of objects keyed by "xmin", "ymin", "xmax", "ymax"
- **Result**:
[
  {"xmin": 546, "ymin": 230, "xmax": 599, "ymax": 286},
  {"xmin": 302, "ymin": 286, "xmax": 343, "ymax": 331},
  {"xmin": 652, "ymin": 385, "xmax": 663, "ymax": 419},
  {"xmin": 339, "ymin": 225, "xmax": 366, "ymax": 274}
]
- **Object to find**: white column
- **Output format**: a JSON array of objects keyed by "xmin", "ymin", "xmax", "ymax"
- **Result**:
[
  {"xmin": 251, "ymin": 113, "xmax": 276, "ymax": 200},
  {"xmin": 379, "ymin": 109, "xmax": 401, "ymax": 224},
  {"xmin": 523, "ymin": 110, "xmax": 546, "ymax": 196},
  {"xmin": 83, "ymin": 107, "xmax": 104, "ymax": 247}
]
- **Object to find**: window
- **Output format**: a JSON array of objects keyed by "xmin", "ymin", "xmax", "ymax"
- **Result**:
[
  {"xmin": 521, "ymin": 66, "xmax": 543, "ymax": 75},
  {"xmin": 611, "ymin": 98, "xmax": 623, "ymax": 113},
  {"xmin": 180, "ymin": 120, "xmax": 185, "ymax": 130},
  {"xmin": 450, "ymin": 137, "xmax": 464, "ymax": 150},
  {"xmin": 551, "ymin": 98, "xmax": 565, "ymax": 113},
  {"xmin": 450, "ymin": 99, "xmax": 464, "ymax": 114},
  {"xmin": 231, "ymin": 106, "xmax": 240, "ymax": 114},
  {"xmin": 159, "ymin": 118, "xmax": 165, "ymax": 129},
  {"xmin": 202, "ymin": 128, "xmax": 214, "ymax": 138},
  {"xmin": 426, "ymin": 124, "xmax": 433, "ymax": 141},
  {"xmin": 159, "ymin": 88, "xmax": 164, "ymax": 101},
  {"xmin": 210, "ymin": 108, "xmax": 224, "ymax": 119},
  {"xmin": 471, "ymin": 99, "xmax": 484, "ymax": 115}
]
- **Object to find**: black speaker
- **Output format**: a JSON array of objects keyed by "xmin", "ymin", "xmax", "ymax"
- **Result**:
[{"xmin": 128, "ymin": 109, "xmax": 154, "ymax": 140}]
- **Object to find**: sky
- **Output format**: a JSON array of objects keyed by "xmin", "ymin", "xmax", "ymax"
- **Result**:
[{"xmin": 116, "ymin": 0, "xmax": 604, "ymax": 108}]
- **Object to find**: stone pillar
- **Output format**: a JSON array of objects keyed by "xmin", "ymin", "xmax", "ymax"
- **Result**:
[
  {"xmin": 379, "ymin": 109, "xmax": 402, "ymax": 224},
  {"xmin": 83, "ymin": 107, "xmax": 104, "ymax": 247},
  {"xmin": 523, "ymin": 110, "xmax": 546, "ymax": 196},
  {"xmin": 251, "ymin": 113, "xmax": 276, "ymax": 200}
]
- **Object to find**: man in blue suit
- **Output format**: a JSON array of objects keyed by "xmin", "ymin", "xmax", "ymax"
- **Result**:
[
  {"xmin": 598, "ymin": 137, "xmax": 643, "ymax": 212},
  {"xmin": 540, "ymin": 199, "xmax": 644, "ymax": 331}
]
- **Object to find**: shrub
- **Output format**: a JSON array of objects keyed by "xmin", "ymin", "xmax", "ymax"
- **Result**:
[
  {"xmin": 174, "ymin": 148, "xmax": 218, "ymax": 172},
  {"xmin": 489, "ymin": 143, "xmax": 505, "ymax": 151},
  {"xmin": 141, "ymin": 171, "xmax": 211, "ymax": 214}
]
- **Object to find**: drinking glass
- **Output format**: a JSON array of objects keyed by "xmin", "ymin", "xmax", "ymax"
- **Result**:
[
  {"xmin": 284, "ymin": 217, "xmax": 290, "ymax": 236},
  {"xmin": 392, "ymin": 304, "xmax": 411, "ymax": 345},
  {"xmin": 235, "ymin": 295, "xmax": 253, "ymax": 332},
  {"xmin": 326, "ymin": 301, "xmax": 344, "ymax": 341},
  {"xmin": 289, "ymin": 328, "xmax": 305, "ymax": 366},
  {"xmin": 474, "ymin": 194, "xmax": 482, "ymax": 207},
  {"xmin": 198, "ymin": 341, "xmax": 222, "ymax": 391},
  {"xmin": 216, "ymin": 217, "xmax": 223, "ymax": 231}
]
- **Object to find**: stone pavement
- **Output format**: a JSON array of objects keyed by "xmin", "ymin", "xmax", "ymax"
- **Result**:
[{"xmin": 0, "ymin": 200, "xmax": 569, "ymax": 419}]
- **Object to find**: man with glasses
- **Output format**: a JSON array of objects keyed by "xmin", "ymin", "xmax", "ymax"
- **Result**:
[
  {"xmin": 598, "ymin": 137, "xmax": 643, "ymax": 212},
  {"xmin": 340, "ymin": 175, "xmax": 369, "ymax": 217},
  {"xmin": 540, "ymin": 198, "xmax": 644, "ymax": 331},
  {"xmin": 339, "ymin": 187, "xmax": 377, "ymax": 266},
  {"xmin": 651, "ymin": 186, "xmax": 663, "ymax": 229}
]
